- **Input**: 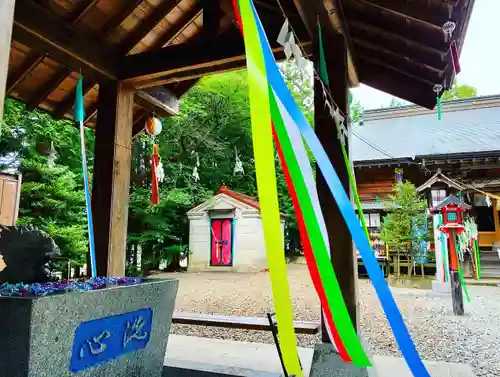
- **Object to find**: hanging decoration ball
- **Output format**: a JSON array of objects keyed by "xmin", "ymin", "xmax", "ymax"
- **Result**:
[{"xmin": 145, "ymin": 117, "xmax": 162, "ymax": 136}]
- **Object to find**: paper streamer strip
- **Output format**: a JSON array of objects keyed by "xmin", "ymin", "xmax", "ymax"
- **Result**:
[
  {"xmin": 248, "ymin": 3, "xmax": 431, "ymax": 376},
  {"xmin": 237, "ymin": 0, "xmax": 302, "ymax": 375},
  {"xmin": 271, "ymin": 93, "xmax": 369, "ymax": 365},
  {"xmin": 75, "ymin": 75, "xmax": 97, "ymax": 278}
]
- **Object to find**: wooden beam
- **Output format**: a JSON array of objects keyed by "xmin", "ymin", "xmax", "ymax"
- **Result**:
[
  {"xmin": 130, "ymin": 42, "xmax": 312, "ymax": 89},
  {"xmin": 354, "ymin": 44, "xmax": 444, "ymax": 85},
  {"xmin": 151, "ymin": 3, "xmax": 203, "ymax": 50},
  {"xmin": 357, "ymin": 60, "xmax": 436, "ymax": 109},
  {"xmin": 357, "ymin": 55, "xmax": 436, "ymax": 87},
  {"xmin": 292, "ymin": 0, "xmax": 359, "ymax": 86},
  {"xmin": 92, "ymin": 81, "xmax": 134, "ymax": 277},
  {"xmin": 118, "ymin": 0, "xmax": 180, "ymax": 55},
  {"xmin": 352, "ymin": 37, "xmax": 446, "ymax": 74},
  {"xmin": 83, "ymin": 103, "xmax": 98, "ymax": 124},
  {"xmin": 119, "ymin": 25, "xmax": 309, "ymax": 83},
  {"xmin": 27, "ymin": 68, "xmax": 71, "ymax": 109},
  {"xmin": 202, "ymin": 0, "xmax": 220, "ymax": 38},
  {"xmin": 356, "ymin": 0, "xmax": 454, "ymax": 29},
  {"xmin": 343, "ymin": 2, "xmax": 448, "ymax": 53},
  {"xmin": 348, "ymin": 20, "xmax": 447, "ymax": 69},
  {"xmin": 99, "ymin": 0, "xmax": 144, "ymax": 40},
  {"xmin": 0, "ymin": 0, "xmax": 15, "ymax": 123},
  {"xmin": 315, "ymin": 33, "xmax": 358, "ymax": 336},
  {"xmin": 54, "ymin": 77, "xmax": 96, "ymax": 119},
  {"xmin": 6, "ymin": 52, "xmax": 44, "ymax": 95},
  {"xmin": 67, "ymin": 0, "xmax": 100, "ymax": 25},
  {"xmin": 13, "ymin": 0, "xmax": 116, "ymax": 80}
]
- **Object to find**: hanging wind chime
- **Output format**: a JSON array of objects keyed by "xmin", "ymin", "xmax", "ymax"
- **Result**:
[{"xmin": 145, "ymin": 115, "xmax": 164, "ymax": 205}]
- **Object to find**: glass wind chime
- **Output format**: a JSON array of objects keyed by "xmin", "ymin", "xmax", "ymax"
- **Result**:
[
  {"xmin": 434, "ymin": 20, "xmax": 461, "ymax": 120},
  {"xmin": 145, "ymin": 115, "xmax": 164, "ymax": 204}
]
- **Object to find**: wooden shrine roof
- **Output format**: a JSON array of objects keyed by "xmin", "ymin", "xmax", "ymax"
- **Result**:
[{"xmin": 7, "ymin": 0, "xmax": 474, "ymax": 132}]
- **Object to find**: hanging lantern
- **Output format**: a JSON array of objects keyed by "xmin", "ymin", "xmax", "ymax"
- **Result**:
[{"xmin": 145, "ymin": 116, "xmax": 162, "ymax": 136}]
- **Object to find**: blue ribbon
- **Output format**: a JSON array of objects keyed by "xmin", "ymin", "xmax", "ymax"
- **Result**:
[{"xmin": 250, "ymin": 3, "xmax": 430, "ymax": 376}]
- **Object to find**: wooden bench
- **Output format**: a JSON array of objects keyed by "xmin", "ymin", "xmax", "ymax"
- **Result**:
[{"xmin": 172, "ymin": 312, "xmax": 320, "ymax": 335}]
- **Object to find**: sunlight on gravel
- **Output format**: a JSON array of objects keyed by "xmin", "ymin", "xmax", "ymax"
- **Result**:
[{"xmin": 168, "ymin": 264, "xmax": 500, "ymax": 377}]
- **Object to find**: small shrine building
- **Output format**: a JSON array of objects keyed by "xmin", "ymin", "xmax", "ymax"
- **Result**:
[{"xmin": 186, "ymin": 185, "xmax": 285, "ymax": 272}]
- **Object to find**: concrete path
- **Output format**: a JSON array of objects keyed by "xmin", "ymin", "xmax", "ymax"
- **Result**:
[{"xmin": 165, "ymin": 335, "xmax": 474, "ymax": 377}]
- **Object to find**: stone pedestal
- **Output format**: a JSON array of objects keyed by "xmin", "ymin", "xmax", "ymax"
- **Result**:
[
  {"xmin": 0, "ymin": 278, "xmax": 178, "ymax": 377},
  {"xmin": 432, "ymin": 280, "xmax": 451, "ymax": 294},
  {"xmin": 309, "ymin": 343, "xmax": 377, "ymax": 377}
]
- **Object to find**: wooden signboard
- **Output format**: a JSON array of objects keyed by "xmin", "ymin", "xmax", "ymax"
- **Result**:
[{"xmin": 0, "ymin": 173, "xmax": 21, "ymax": 226}]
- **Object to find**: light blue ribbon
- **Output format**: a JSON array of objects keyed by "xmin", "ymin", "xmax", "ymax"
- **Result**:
[{"xmin": 250, "ymin": 3, "xmax": 430, "ymax": 376}]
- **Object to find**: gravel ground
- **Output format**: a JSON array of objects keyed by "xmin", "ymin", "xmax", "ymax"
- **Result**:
[{"xmin": 168, "ymin": 264, "xmax": 500, "ymax": 377}]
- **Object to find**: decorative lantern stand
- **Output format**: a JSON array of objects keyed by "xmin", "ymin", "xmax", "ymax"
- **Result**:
[{"xmin": 431, "ymin": 195, "xmax": 472, "ymax": 315}]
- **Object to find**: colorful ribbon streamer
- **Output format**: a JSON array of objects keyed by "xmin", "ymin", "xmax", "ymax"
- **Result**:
[
  {"xmin": 271, "ymin": 94, "xmax": 368, "ymax": 364},
  {"xmin": 246, "ymin": 2, "xmax": 430, "ymax": 376},
  {"xmin": 451, "ymin": 230, "xmax": 470, "ymax": 302},
  {"xmin": 75, "ymin": 75, "xmax": 97, "ymax": 278},
  {"xmin": 237, "ymin": 1, "xmax": 302, "ymax": 375}
]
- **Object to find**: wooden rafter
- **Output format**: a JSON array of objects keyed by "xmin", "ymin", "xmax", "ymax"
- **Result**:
[
  {"xmin": 151, "ymin": 3, "xmax": 203, "ymax": 50},
  {"xmin": 54, "ymin": 0, "xmax": 148, "ymax": 119},
  {"xmin": 356, "ymin": 0, "xmax": 455, "ymax": 29},
  {"xmin": 84, "ymin": 103, "xmax": 98, "ymax": 124},
  {"xmin": 292, "ymin": 0, "xmax": 359, "ymax": 86},
  {"xmin": 351, "ymin": 37, "xmax": 446, "ymax": 74},
  {"xmin": 353, "ymin": 44, "xmax": 444, "ymax": 85},
  {"xmin": 67, "ymin": 0, "xmax": 100, "ymax": 25},
  {"xmin": 357, "ymin": 60, "xmax": 436, "ymax": 109},
  {"xmin": 119, "ymin": 0, "xmax": 181, "ymax": 55},
  {"xmin": 6, "ymin": 52, "xmax": 44, "ymax": 94},
  {"xmin": 13, "ymin": 1, "xmax": 116, "ymax": 80},
  {"xmin": 357, "ymin": 55, "xmax": 436, "ymax": 87},
  {"xmin": 118, "ymin": 26, "xmax": 311, "ymax": 85},
  {"xmin": 28, "ymin": 68, "xmax": 71, "ymax": 110},
  {"xmin": 343, "ymin": 2, "xmax": 448, "ymax": 53},
  {"xmin": 348, "ymin": 20, "xmax": 447, "ymax": 67},
  {"xmin": 202, "ymin": 0, "xmax": 220, "ymax": 38},
  {"xmin": 99, "ymin": 0, "xmax": 144, "ymax": 40},
  {"xmin": 54, "ymin": 77, "xmax": 96, "ymax": 119}
]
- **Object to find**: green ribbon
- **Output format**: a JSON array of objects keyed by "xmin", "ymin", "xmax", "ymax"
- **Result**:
[
  {"xmin": 436, "ymin": 96, "xmax": 441, "ymax": 121},
  {"xmin": 74, "ymin": 75, "xmax": 85, "ymax": 123},
  {"xmin": 474, "ymin": 240, "xmax": 481, "ymax": 280},
  {"xmin": 451, "ymin": 230, "xmax": 470, "ymax": 302}
]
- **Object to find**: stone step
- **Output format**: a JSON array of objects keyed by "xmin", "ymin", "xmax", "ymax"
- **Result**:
[{"xmin": 163, "ymin": 360, "xmax": 281, "ymax": 377}]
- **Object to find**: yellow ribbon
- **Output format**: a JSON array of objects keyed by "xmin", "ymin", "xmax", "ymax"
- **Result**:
[{"xmin": 238, "ymin": 0, "xmax": 302, "ymax": 375}]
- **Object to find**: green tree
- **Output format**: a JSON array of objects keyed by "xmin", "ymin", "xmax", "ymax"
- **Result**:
[
  {"xmin": 1, "ymin": 99, "xmax": 91, "ymax": 266},
  {"xmin": 441, "ymin": 80, "xmax": 477, "ymax": 100},
  {"xmin": 379, "ymin": 182, "xmax": 430, "ymax": 276}
]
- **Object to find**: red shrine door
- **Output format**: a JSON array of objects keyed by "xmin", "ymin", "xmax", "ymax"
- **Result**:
[{"xmin": 210, "ymin": 219, "xmax": 233, "ymax": 266}]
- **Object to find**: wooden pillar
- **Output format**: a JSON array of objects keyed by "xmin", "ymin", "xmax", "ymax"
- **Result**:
[
  {"xmin": 315, "ymin": 33, "xmax": 358, "ymax": 342},
  {"xmin": 92, "ymin": 81, "xmax": 134, "ymax": 276},
  {"xmin": 0, "ymin": 0, "xmax": 16, "ymax": 127}
]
